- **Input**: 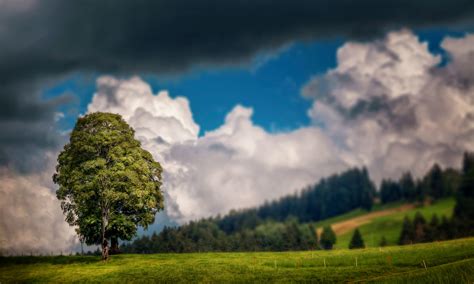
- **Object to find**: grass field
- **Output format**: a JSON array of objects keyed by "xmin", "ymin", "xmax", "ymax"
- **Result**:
[
  {"xmin": 1, "ymin": 237, "xmax": 473, "ymax": 283},
  {"xmin": 313, "ymin": 198, "xmax": 455, "ymax": 248}
]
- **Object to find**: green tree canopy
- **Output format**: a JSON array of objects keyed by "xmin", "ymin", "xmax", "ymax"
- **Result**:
[{"xmin": 53, "ymin": 112, "xmax": 164, "ymax": 260}]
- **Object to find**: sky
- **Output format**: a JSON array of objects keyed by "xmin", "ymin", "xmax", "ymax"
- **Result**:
[{"xmin": 1, "ymin": 0, "xmax": 474, "ymax": 254}]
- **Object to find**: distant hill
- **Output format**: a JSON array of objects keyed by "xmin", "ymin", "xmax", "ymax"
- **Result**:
[
  {"xmin": 122, "ymin": 161, "xmax": 460, "ymax": 253},
  {"xmin": 315, "ymin": 198, "xmax": 455, "ymax": 248}
]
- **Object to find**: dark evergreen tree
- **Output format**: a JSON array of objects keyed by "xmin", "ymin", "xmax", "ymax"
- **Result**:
[
  {"xmin": 425, "ymin": 214, "xmax": 440, "ymax": 242},
  {"xmin": 399, "ymin": 216, "xmax": 414, "ymax": 245},
  {"xmin": 413, "ymin": 212, "xmax": 427, "ymax": 243},
  {"xmin": 349, "ymin": 228, "xmax": 365, "ymax": 249},
  {"xmin": 453, "ymin": 152, "xmax": 474, "ymax": 237},
  {"xmin": 320, "ymin": 226, "xmax": 336, "ymax": 250},
  {"xmin": 414, "ymin": 179, "xmax": 426, "ymax": 203},
  {"xmin": 425, "ymin": 164, "xmax": 446, "ymax": 200},
  {"xmin": 399, "ymin": 172, "xmax": 416, "ymax": 201},
  {"xmin": 442, "ymin": 168, "xmax": 461, "ymax": 196},
  {"xmin": 379, "ymin": 236, "xmax": 388, "ymax": 247},
  {"xmin": 380, "ymin": 179, "xmax": 402, "ymax": 204},
  {"xmin": 439, "ymin": 215, "xmax": 453, "ymax": 240}
]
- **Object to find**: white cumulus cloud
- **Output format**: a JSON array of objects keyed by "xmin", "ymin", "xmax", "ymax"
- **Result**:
[{"xmin": 303, "ymin": 29, "xmax": 474, "ymax": 181}]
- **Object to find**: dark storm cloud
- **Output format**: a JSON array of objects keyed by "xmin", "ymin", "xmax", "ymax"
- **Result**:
[
  {"xmin": 1, "ymin": 0, "xmax": 474, "ymax": 171},
  {"xmin": 2, "ymin": 0, "xmax": 474, "ymax": 78},
  {"xmin": 0, "ymin": 79, "xmax": 73, "ymax": 172}
]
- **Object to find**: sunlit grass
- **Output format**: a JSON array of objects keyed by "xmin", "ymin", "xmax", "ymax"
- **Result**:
[{"xmin": 1, "ymin": 237, "xmax": 473, "ymax": 283}]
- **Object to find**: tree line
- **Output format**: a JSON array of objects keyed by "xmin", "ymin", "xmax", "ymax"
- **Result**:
[
  {"xmin": 121, "ymin": 152, "xmax": 474, "ymax": 254},
  {"xmin": 121, "ymin": 168, "xmax": 375, "ymax": 253},
  {"xmin": 398, "ymin": 152, "xmax": 474, "ymax": 244},
  {"xmin": 217, "ymin": 167, "xmax": 376, "ymax": 235},
  {"xmin": 379, "ymin": 165, "xmax": 460, "ymax": 204}
]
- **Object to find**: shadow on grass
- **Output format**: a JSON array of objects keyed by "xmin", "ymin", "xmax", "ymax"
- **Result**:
[{"xmin": 0, "ymin": 255, "xmax": 101, "ymax": 266}]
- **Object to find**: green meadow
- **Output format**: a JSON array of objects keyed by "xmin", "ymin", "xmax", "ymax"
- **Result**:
[{"xmin": 1, "ymin": 237, "xmax": 473, "ymax": 283}]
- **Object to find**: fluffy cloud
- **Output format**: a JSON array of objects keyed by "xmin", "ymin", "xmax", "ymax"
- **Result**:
[
  {"xmin": 87, "ymin": 77, "xmax": 349, "ymax": 222},
  {"xmin": 165, "ymin": 107, "xmax": 348, "ymax": 221},
  {"xmin": 303, "ymin": 30, "xmax": 474, "ymax": 181}
]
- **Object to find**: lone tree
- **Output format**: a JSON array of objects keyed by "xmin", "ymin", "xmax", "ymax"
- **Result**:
[
  {"xmin": 53, "ymin": 112, "xmax": 164, "ymax": 260},
  {"xmin": 349, "ymin": 228, "xmax": 365, "ymax": 249},
  {"xmin": 320, "ymin": 225, "xmax": 336, "ymax": 250}
]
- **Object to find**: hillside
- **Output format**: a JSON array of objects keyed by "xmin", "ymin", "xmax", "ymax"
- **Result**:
[
  {"xmin": 1, "ymin": 237, "xmax": 473, "ymax": 283},
  {"xmin": 121, "ymin": 162, "xmax": 463, "ymax": 254},
  {"xmin": 312, "ymin": 198, "xmax": 455, "ymax": 248}
]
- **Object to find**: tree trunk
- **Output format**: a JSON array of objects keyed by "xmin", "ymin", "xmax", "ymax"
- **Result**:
[
  {"xmin": 101, "ymin": 207, "xmax": 109, "ymax": 260},
  {"xmin": 101, "ymin": 239, "xmax": 109, "ymax": 260}
]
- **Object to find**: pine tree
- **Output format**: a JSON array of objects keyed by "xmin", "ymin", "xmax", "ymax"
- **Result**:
[
  {"xmin": 380, "ymin": 179, "xmax": 402, "ymax": 204},
  {"xmin": 439, "ymin": 215, "xmax": 452, "ymax": 241},
  {"xmin": 349, "ymin": 228, "xmax": 365, "ymax": 249},
  {"xmin": 413, "ymin": 212, "xmax": 427, "ymax": 243},
  {"xmin": 320, "ymin": 226, "xmax": 336, "ymax": 250},
  {"xmin": 399, "ymin": 172, "xmax": 416, "ymax": 201},
  {"xmin": 426, "ymin": 164, "xmax": 445, "ymax": 200},
  {"xmin": 425, "ymin": 214, "xmax": 440, "ymax": 242},
  {"xmin": 399, "ymin": 216, "xmax": 414, "ymax": 245},
  {"xmin": 453, "ymin": 152, "xmax": 474, "ymax": 237}
]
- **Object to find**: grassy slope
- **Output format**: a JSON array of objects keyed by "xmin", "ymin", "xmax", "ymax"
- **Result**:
[
  {"xmin": 312, "ymin": 198, "xmax": 455, "ymax": 249},
  {"xmin": 1, "ymin": 237, "xmax": 473, "ymax": 283}
]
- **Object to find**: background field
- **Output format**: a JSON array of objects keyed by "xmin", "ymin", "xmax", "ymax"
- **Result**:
[{"xmin": 1, "ymin": 237, "xmax": 473, "ymax": 283}]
